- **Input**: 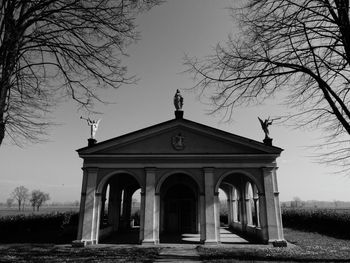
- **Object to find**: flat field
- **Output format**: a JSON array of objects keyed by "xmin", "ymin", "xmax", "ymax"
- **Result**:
[
  {"xmin": 0, "ymin": 206, "xmax": 79, "ymax": 217},
  {"xmin": 0, "ymin": 207, "xmax": 349, "ymax": 262}
]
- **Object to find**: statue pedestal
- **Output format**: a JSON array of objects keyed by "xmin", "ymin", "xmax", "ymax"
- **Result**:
[
  {"xmin": 175, "ymin": 110, "xmax": 184, "ymax": 119},
  {"xmin": 263, "ymin": 137, "xmax": 273, "ymax": 146},
  {"xmin": 88, "ymin": 138, "xmax": 97, "ymax": 147}
]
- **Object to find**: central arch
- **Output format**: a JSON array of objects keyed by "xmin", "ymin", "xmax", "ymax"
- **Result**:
[
  {"xmin": 97, "ymin": 172, "xmax": 141, "ymax": 244},
  {"xmin": 159, "ymin": 173, "xmax": 200, "ymax": 243}
]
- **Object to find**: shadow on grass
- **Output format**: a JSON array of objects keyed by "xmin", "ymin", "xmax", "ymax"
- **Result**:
[
  {"xmin": 197, "ymin": 228, "xmax": 350, "ymax": 262},
  {"xmin": 0, "ymin": 244, "xmax": 159, "ymax": 263}
]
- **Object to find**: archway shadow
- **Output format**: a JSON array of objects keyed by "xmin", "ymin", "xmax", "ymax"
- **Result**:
[
  {"xmin": 100, "ymin": 227, "xmax": 140, "ymax": 244},
  {"xmin": 219, "ymin": 227, "xmax": 251, "ymax": 244},
  {"xmin": 160, "ymin": 232, "xmax": 201, "ymax": 244}
]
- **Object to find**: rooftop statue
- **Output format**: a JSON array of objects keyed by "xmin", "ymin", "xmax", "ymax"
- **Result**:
[
  {"xmin": 174, "ymin": 89, "xmax": 184, "ymax": 110},
  {"xmin": 258, "ymin": 117, "xmax": 273, "ymax": 139},
  {"xmin": 81, "ymin": 116, "xmax": 101, "ymax": 139}
]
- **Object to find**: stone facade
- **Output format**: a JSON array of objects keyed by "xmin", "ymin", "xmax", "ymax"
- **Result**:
[{"xmin": 76, "ymin": 115, "xmax": 285, "ymax": 245}]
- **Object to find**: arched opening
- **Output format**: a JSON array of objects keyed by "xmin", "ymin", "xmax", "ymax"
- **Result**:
[
  {"xmin": 159, "ymin": 173, "xmax": 199, "ymax": 243},
  {"xmin": 246, "ymin": 182, "xmax": 254, "ymax": 226},
  {"xmin": 99, "ymin": 173, "xmax": 141, "ymax": 244},
  {"xmin": 217, "ymin": 172, "xmax": 262, "ymax": 243},
  {"xmin": 218, "ymin": 188, "xmax": 228, "ymax": 226}
]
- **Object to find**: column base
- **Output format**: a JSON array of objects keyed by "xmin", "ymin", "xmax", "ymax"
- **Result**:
[
  {"xmin": 72, "ymin": 239, "xmax": 97, "ymax": 247},
  {"xmin": 271, "ymin": 239, "xmax": 287, "ymax": 247},
  {"xmin": 204, "ymin": 240, "xmax": 220, "ymax": 245},
  {"xmin": 141, "ymin": 239, "xmax": 159, "ymax": 245}
]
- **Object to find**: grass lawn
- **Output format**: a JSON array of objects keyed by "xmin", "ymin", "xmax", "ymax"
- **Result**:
[
  {"xmin": 0, "ymin": 244, "xmax": 159, "ymax": 263},
  {"xmin": 0, "ymin": 228, "xmax": 349, "ymax": 262},
  {"xmin": 198, "ymin": 228, "xmax": 350, "ymax": 262}
]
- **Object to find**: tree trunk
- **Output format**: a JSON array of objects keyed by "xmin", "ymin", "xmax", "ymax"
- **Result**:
[
  {"xmin": 0, "ymin": 80, "xmax": 10, "ymax": 147},
  {"xmin": 0, "ymin": 121, "xmax": 4, "ymax": 146}
]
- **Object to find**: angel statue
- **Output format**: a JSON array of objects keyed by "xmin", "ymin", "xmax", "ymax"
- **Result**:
[
  {"xmin": 81, "ymin": 117, "xmax": 101, "ymax": 139},
  {"xmin": 258, "ymin": 117, "xmax": 273, "ymax": 139},
  {"xmin": 174, "ymin": 89, "xmax": 184, "ymax": 110}
]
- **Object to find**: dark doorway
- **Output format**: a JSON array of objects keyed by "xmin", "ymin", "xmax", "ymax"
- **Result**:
[
  {"xmin": 159, "ymin": 174, "xmax": 199, "ymax": 243},
  {"xmin": 164, "ymin": 184, "xmax": 196, "ymax": 233}
]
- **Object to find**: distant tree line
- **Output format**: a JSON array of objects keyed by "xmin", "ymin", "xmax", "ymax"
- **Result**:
[
  {"xmin": 281, "ymin": 196, "xmax": 350, "ymax": 209},
  {"xmin": 7, "ymin": 186, "xmax": 50, "ymax": 211}
]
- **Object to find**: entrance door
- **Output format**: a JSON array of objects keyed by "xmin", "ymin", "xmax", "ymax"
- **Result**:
[
  {"xmin": 163, "ymin": 184, "xmax": 196, "ymax": 233},
  {"xmin": 166, "ymin": 198, "xmax": 194, "ymax": 233}
]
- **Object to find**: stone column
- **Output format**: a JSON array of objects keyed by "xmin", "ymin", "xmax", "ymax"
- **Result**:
[
  {"xmin": 258, "ymin": 192, "xmax": 268, "ymax": 242},
  {"xmin": 253, "ymin": 196, "xmax": 260, "ymax": 227},
  {"xmin": 240, "ymin": 183, "xmax": 247, "ymax": 232},
  {"xmin": 139, "ymin": 191, "xmax": 145, "ymax": 243},
  {"xmin": 246, "ymin": 196, "xmax": 253, "ymax": 225},
  {"xmin": 214, "ymin": 192, "xmax": 221, "ymax": 242},
  {"xmin": 77, "ymin": 167, "xmax": 99, "ymax": 245},
  {"xmin": 203, "ymin": 167, "xmax": 219, "ymax": 244},
  {"xmin": 142, "ymin": 167, "xmax": 159, "ymax": 244},
  {"xmin": 199, "ymin": 193, "xmax": 206, "ymax": 243},
  {"xmin": 122, "ymin": 189, "xmax": 133, "ymax": 229},
  {"xmin": 94, "ymin": 193, "xmax": 102, "ymax": 242},
  {"xmin": 154, "ymin": 193, "xmax": 160, "ymax": 242},
  {"xmin": 160, "ymin": 195, "xmax": 165, "ymax": 233},
  {"xmin": 100, "ymin": 196, "xmax": 106, "ymax": 227},
  {"xmin": 262, "ymin": 167, "xmax": 285, "ymax": 245},
  {"xmin": 227, "ymin": 188, "xmax": 233, "ymax": 226},
  {"xmin": 232, "ymin": 192, "xmax": 238, "ymax": 222}
]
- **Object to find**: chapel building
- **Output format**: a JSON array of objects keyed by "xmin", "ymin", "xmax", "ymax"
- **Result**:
[{"xmin": 76, "ymin": 92, "xmax": 286, "ymax": 246}]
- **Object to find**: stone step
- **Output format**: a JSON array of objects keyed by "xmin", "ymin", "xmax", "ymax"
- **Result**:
[{"xmin": 155, "ymin": 247, "xmax": 202, "ymax": 263}]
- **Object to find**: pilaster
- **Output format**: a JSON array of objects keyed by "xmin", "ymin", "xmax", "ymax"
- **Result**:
[
  {"xmin": 77, "ymin": 167, "xmax": 99, "ymax": 245},
  {"xmin": 142, "ymin": 167, "xmax": 159, "ymax": 244},
  {"xmin": 199, "ymin": 193, "xmax": 206, "ymax": 243},
  {"xmin": 262, "ymin": 167, "xmax": 286, "ymax": 245},
  {"xmin": 203, "ymin": 167, "xmax": 219, "ymax": 244}
]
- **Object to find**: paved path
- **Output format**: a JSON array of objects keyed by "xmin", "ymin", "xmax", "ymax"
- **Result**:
[{"xmin": 155, "ymin": 246, "xmax": 202, "ymax": 262}]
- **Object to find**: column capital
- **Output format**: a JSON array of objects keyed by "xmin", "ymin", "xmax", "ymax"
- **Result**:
[
  {"xmin": 145, "ymin": 167, "xmax": 157, "ymax": 173},
  {"xmin": 262, "ymin": 166, "xmax": 275, "ymax": 171},
  {"xmin": 261, "ymin": 166, "xmax": 278, "ymax": 176},
  {"xmin": 203, "ymin": 167, "xmax": 215, "ymax": 173}
]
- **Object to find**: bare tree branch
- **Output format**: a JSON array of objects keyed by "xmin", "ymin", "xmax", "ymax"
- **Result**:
[
  {"xmin": 185, "ymin": 0, "xmax": 350, "ymax": 171},
  {"xmin": 0, "ymin": 0, "xmax": 163, "ymax": 146}
]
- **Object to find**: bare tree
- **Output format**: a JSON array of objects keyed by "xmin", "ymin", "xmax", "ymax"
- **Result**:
[
  {"xmin": 185, "ymin": 0, "xmax": 350, "ymax": 170},
  {"xmin": 11, "ymin": 185, "xmax": 29, "ymax": 211},
  {"xmin": 6, "ymin": 197, "xmax": 13, "ymax": 208},
  {"xmin": 30, "ymin": 189, "xmax": 50, "ymax": 211},
  {"xmin": 0, "ymin": 0, "xmax": 162, "ymax": 146}
]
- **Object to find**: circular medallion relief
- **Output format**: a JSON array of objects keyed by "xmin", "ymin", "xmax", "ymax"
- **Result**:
[{"xmin": 171, "ymin": 133, "xmax": 185, "ymax": 150}]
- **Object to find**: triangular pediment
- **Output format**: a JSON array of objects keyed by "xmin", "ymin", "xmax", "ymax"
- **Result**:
[{"xmin": 77, "ymin": 118, "xmax": 282, "ymax": 156}]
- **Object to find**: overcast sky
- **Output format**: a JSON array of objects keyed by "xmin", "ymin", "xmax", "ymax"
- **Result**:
[{"xmin": 0, "ymin": 0, "xmax": 349, "ymax": 203}]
